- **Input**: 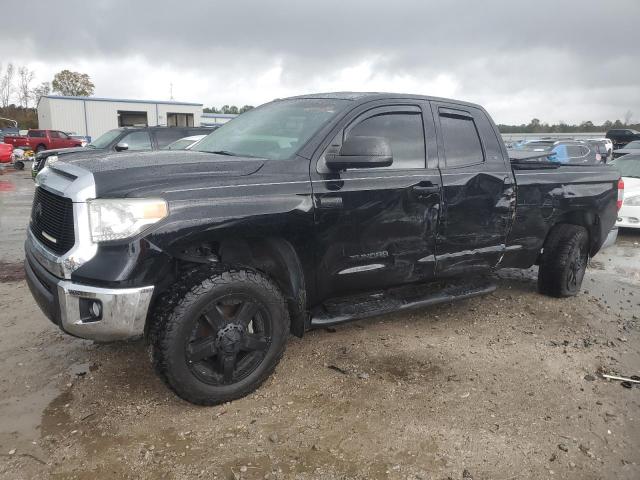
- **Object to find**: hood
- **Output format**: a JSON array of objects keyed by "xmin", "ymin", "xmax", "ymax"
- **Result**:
[
  {"xmin": 50, "ymin": 150, "xmax": 264, "ymax": 197},
  {"xmin": 39, "ymin": 146, "xmax": 97, "ymax": 158}
]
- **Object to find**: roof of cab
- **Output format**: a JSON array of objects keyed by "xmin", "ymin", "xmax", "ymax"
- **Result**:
[{"xmin": 285, "ymin": 91, "xmax": 483, "ymax": 110}]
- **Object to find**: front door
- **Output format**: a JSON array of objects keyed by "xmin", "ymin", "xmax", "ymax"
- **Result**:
[
  {"xmin": 311, "ymin": 102, "xmax": 442, "ymax": 302},
  {"xmin": 433, "ymin": 102, "xmax": 515, "ymax": 277}
]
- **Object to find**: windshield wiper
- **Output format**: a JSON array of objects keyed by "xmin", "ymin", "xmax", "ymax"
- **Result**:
[
  {"xmin": 209, "ymin": 150, "xmax": 264, "ymax": 159},
  {"xmin": 210, "ymin": 150, "xmax": 238, "ymax": 156}
]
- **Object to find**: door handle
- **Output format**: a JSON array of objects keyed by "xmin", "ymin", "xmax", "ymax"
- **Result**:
[{"xmin": 317, "ymin": 196, "xmax": 343, "ymax": 209}]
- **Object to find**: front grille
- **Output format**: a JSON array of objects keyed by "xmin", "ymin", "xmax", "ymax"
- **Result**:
[{"xmin": 30, "ymin": 187, "xmax": 75, "ymax": 255}]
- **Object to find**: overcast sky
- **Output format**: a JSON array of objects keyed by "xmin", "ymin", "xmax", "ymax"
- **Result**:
[{"xmin": 1, "ymin": 0, "xmax": 639, "ymax": 124}]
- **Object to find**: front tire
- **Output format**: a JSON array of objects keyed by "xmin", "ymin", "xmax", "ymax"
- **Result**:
[
  {"xmin": 150, "ymin": 268, "xmax": 289, "ymax": 405},
  {"xmin": 35, "ymin": 144, "xmax": 46, "ymax": 153},
  {"xmin": 538, "ymin": 224, "xmax": 589, "ymax": 297}
]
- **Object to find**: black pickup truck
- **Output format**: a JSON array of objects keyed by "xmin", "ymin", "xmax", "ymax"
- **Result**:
[
  {"xmin": 25, "ymin": 93, "xmax": 622, "ymax": 405},
  {"xmin": 606, "ymin": 128, "xmax": 640, "ymax": 149}
]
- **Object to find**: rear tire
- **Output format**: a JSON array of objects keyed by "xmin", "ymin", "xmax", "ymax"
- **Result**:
[
  {"xmin": 150, "ymin": 267, "xmax": 290, "ymax": 405},
  {"xmin": 538, "ymin": 224, "xmax": 589, "ymax": 297}
]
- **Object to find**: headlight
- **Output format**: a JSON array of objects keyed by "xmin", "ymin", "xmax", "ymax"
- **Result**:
[
  {"xmin": 624, "ymin": 195, "xmax": 640, "ymax": 206},
  {"xmin": 44, "ymin": 155, "xmax": 58, "ymax": 167},
  {"xmin": 88, "ymin": 198, "xmax": 168, "ymax": 242}
]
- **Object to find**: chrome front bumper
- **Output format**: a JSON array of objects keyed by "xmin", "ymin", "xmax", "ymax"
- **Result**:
[
  {"xmin": 57, "ymin": 280, "xmax": 154, "ymax": 342},
  {"xmin": 25, "ymin": 237, "xmax": 154, "ymax": 342}
]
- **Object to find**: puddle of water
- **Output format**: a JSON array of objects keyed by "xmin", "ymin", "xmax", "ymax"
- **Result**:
[{"xmin": 0, "ymin": 381, "xmax": 61, "ymax": 455}]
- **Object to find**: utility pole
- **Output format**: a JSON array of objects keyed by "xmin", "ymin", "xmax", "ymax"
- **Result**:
[{"xmin": 169, "ymin": 82, "xmax": 174, "ymax": 101}]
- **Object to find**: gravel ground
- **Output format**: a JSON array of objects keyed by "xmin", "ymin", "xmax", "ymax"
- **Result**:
[{"xmin": 0, "ymin": 165, "xmax": 639, "ymax": 479}]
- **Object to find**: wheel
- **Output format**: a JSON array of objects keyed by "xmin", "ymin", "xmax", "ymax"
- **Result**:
[
  {"xmin": 35, "ymin": 145, "xmax": 46, "ymax": 153},
  {"xmin": 537, "ymin": 224, "xmax": 589, "ymax": 297},
  {"xmin": 13, "ymin": 161, "xmax": 24, "ymax": 170},
  {"xmin": 150, "ymin": 268, "xmax": 290, "ymax": 405}
]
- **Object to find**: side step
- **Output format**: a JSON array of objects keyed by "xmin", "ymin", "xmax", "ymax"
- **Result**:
[{"xmin": 310, "ymin": 279, "xmax": 496, "ymax": 328}]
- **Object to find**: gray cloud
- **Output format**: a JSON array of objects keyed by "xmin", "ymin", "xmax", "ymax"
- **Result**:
[{"xmin": 1, "ymin": 0, "xmax": 639, "ymax": 123}]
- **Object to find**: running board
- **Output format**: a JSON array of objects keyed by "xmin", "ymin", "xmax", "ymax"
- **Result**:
[{"xmin": 310, "ymin": 279, "xmax": 496, "ymax": 328}]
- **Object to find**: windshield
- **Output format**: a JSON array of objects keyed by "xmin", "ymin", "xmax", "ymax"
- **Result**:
[
  {"xmin": 192, "ymin": 98, "xmax": 349, "ymax": 160},
  {"xmin": 88, "ymin": 129, "xmax": 122, "ymax": 149},
  {"xmin": 612, "ymin": 156, "xmax": 640, "ymax": 178}
]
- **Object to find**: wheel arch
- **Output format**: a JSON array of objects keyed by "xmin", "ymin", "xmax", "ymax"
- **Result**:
[
  {"xmin": 547, "ymin": 209, "xmax": 601, "ymax": 256},
  {"xmin": 170, "ymin": 236, "xmax": 308, "ymax": 337}
]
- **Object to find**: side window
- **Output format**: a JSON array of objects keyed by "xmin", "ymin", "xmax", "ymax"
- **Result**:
[
  {"xmin": 57, "ymin": 131, "xmax": 69, "ymax": 139},
  {"xmin": 439, "ymin": 112, "xmax": 484, "ymax": 167},
  {"xmin": 153, "ymin": 129, "xmax": 189, "ymax": 148},
  {"xmin": 49, "ymin": 131, "xmax": 60, "ymax": 138},
  {"xmin": 121, "ymin": 131, "xmax": 152, "ymax": 151},
  {"xmin": 345, "ymin": 113, "xmax": 425, "ymax": 169}
]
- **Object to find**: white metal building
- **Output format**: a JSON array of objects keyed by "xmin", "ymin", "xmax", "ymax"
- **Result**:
[
  {"xmin": 200, "ymin": 112, "xmax": 237, "ymax": 126},
  {"xmin": 37, "ymin": 95, "xmax": 204, "ymax": 140}
]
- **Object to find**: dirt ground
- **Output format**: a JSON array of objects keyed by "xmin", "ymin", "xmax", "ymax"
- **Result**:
[{"xmin": 1, "ymin": 165, "xmax": 639, "ymax": 480}]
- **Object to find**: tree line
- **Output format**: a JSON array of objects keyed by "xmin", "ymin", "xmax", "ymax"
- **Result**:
[
  {"xmin": 0, "ymin": 64, "xmax": 95, "ymax": 109},
  {"xmin": 1, "ymin": 65, "xmax": 96, "ymax": 128},
  {"xmin": 203, "ymin": 105, "xmax": 254, "ymax": 114},
  {"xmin": 498, "ymin": 114, "xmax": 638, "ymax": 134}
]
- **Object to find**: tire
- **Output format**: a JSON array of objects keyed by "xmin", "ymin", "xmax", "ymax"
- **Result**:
[
  {"xmin": 35, "ymin": 144, "xmax": 46, "ymax": 153},
  {"xmin": 150, "ymin": 267, "xmax": 290, "ymax": 405},
  {"xmin": 537, "ymin": 224, "xmax": 589, "ymax": 298},
  {"xmin": 13, "ymin": 161, "xmax": 24, "ymax": 170}
]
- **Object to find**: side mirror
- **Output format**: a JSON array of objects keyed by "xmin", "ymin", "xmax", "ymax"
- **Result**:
[
  {"xmin": 325, "ymin": 136, "xmax": 393, "ymax": 170},
  {"xmin": 115, "ymin": 142, "xmax": 129, "ymax": 152}
]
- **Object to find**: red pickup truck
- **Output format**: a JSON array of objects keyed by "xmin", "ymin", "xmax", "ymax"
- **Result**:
[{"xmin": 3, "ymin": 129, "xmax": 82, "ymax": 153}]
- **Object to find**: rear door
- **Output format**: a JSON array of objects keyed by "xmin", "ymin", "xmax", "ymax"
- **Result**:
[
  {"xmin": 311, "ymin": 101, "xmax": 442, "ymax": 301},
  {"xmin": 432, "ymin": 102, "xmax": 515, "ymax": 276}
]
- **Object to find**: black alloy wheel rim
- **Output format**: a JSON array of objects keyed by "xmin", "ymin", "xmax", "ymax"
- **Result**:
[
  {"xmin": 185, "ymin": 294, "xmax": 272, "ymax": 386},
  {"xmin": 567, "ymin": 246, "xmax": 586, "ymax": 291}
]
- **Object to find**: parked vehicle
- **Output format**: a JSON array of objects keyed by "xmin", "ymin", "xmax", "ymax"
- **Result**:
[
  {"xmin": 0, "ymin": 143, "xmax": 13, "ymax": 164},
  {"xmin": 611, "ymin": 154, "xmax": 640, "ymax": 229},
  {"xmin": 588, "ymin": 138, "xmax": 613, "ymax": 156},
  {"xmin": 0, "ymin": 143, "xmax": 27, "ymax": 170},
  {"xmin": 162, "ymin": 134, "xmax": 209, "ymax": 150},
  {"xmin": 25, "ymin": 93, "xmax": 621, "ymax": 406},
  {"xmin": 3, "ymin": 129, "xmax": 83, "ymax": 153},
  {"xmin": 520, "ymin": 140, "xmax": 601, "ymax": 164},
  {"xmin": 68, "ymin": 134, "xmax": 91, "ymax": 147},
  {"xmin": 586, "ymin": 139, "xmax": 610, "ymax": 163},
  {"xmin": 613, "ymin": 140, "xmax": 640, "ymax": 159},
  {"xmin": 31, "ymin": 126, "xmax": 215, "ymax": 178},
  {"xmin": 0, "ymin": 127, "xmax": 20, "ymax": 143},
  {"xmin": 606, "ymin": 129, "xmax": 640, "ymax": 149}
]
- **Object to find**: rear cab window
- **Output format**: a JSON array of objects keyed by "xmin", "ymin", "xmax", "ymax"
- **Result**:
[{"xmin": 438, "ymin": 109, "xmax": 484, "ymax": 168}]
